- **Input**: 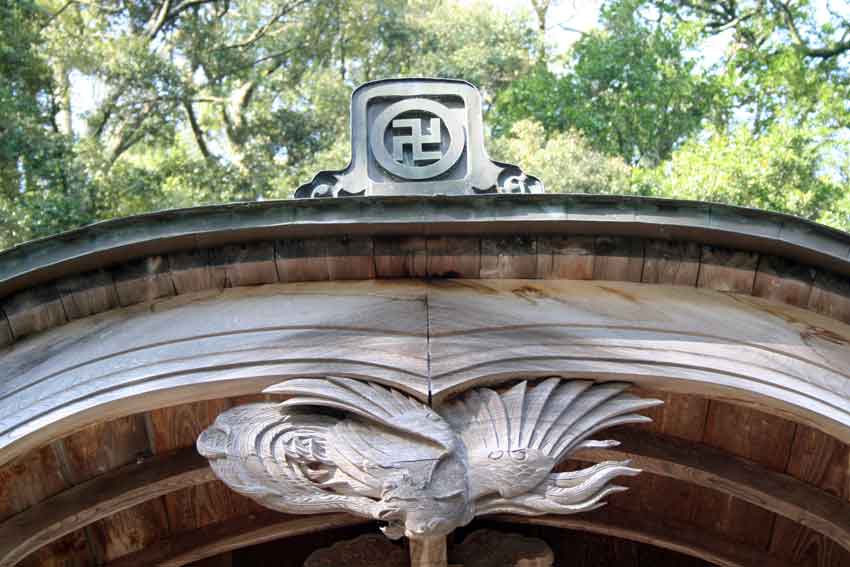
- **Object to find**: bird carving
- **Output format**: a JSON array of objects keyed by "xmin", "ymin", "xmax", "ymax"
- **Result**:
[{"xmin": 197, "ymin": 377, "xmax": 661, "ymax": 540}]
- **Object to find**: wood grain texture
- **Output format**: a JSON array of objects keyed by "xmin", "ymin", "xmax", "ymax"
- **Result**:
[
  {"xmin": 592, "ymin": 236, "xmax": 644, "ymax": 282},
  {"xmin": 697, "ymin": 246, "xmax": 758, "ymax": 293},
  {"xmin": 374, "ymin": 236, "xmax": 427, "ymax": 278},
  {"xmin": 480, "ymin": 236, "xmax": 536, "ymax": 279},
  {"xmin": 4, "ymin": 280, "xmax": 850, "ymax": 469},
  {"xmin": 809, "ymin": 270, "xmax": 850, "ymax": 324},
  {"xmin": 0, "ymin": 446, "xmax": 68, "ymax": 523},
  {"xmin": 536, "ymin": 236, "xmax": 595, "ymax": 279},
  {"xmin": 112, "ymin": 255, "xmax": 175, "ymax": 307},
  {"xmin": 641, "ymin": 240, "xmax": 700, "ymax": 286},
  {"xmin": 105, "ymin": 512, "xmax": 367, "ymax": 567},
  {"xmin": 573, "ymin": 428, "xmax": 850, "ymax": 551},
  {"xmin": 56, "ymin": 270, "xmax": 119, "ymax": 320},
  {"xmin": 754, "ymin": 255, "xmax": 815, "ymax": 308},
  {"xmin": 0, "ymin": 284, "xmax": 67, "ymax": 339},
  {"xmin": 169, "ymin": 249, "xmax": 224, "ymax": 294},
  {"xmin": 0, "ymin": 448, "xmax": 212, "ymax": 567},
  {"xmin": 56, "ymin": 414, "xmax": 150, "ymax": 484},
  {"xmin": 210, "ymin": 242, "xmax": 277, "ymax": 287},
  {"xmin": 427, "ymin": 237, "xmax": 480, "ymax": 278}
]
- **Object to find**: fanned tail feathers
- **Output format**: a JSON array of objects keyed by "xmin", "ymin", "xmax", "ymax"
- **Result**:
[{"xmin": 442, "ymin": 378, "xmax": 662, "ymax": 463}]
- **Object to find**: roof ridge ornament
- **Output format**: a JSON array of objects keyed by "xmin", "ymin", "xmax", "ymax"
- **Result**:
[{"xmin": 294, "ymin": 78, "xmax": 544, "ymax": 198}]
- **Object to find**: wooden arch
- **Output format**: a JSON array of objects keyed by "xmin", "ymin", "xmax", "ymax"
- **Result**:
[{"xmin": 1, "ymin": 195, "xmax": 850, "ymax": 566}]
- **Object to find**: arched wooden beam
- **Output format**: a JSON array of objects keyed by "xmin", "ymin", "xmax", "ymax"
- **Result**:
[
  {"xmin": 3, "ymin": 280, "xmax": 850, "ymax": 469},
  {"xmin": 106, "ymin": 511, "xmax": 367, "ymax": 567},
  {"xmin": 501, "ymin": 509, "xmax": 797, "ymax": 567},
  {"xmin": 98, "ymin": 508, "xmax": 793, "ymax": 567},
  {"xmin": 573, "ymin": 428, "xmax": 850, "ymax": 552},
  {"xmin": 0, "ymin": 448, "xmax": 214, "ymax": 567}
]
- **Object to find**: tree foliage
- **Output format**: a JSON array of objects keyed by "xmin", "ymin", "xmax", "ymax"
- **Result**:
[{"xmin": 1, "ymin": 0, "xmax": 849, "ymax": 249}]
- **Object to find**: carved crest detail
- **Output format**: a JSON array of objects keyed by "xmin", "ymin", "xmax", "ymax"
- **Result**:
[
  {"xmin": 294, "ymin": 78, "xmax": 544, "ymax": 198},
  {"xmin": 197, "ymin": 378, "xmax": 661, "ymax": 540}
]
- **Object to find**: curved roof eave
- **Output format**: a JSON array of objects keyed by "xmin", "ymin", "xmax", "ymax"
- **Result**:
[{"xmin": 1, "ymin": 193, "xmax": 849, "ymax": 297}]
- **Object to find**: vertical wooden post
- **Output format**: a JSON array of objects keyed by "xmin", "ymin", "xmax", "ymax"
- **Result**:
[{"xmin": 409, "ymin": 536, "xmax": 448, "ymax": 567}]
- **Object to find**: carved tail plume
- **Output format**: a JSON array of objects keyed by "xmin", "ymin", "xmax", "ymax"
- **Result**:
[{"xmin": 439, "ymin": 378, "xmax": 662, "ymax": 516}]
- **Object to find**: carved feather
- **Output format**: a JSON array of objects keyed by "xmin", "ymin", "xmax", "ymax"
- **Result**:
[{"xmin": 439, "ymin": 379, "xmax": 662, "ymax": 514}]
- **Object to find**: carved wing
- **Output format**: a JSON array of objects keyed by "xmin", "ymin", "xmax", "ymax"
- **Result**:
[
  {"xmin": 439, "ymin": 379, "xmax": 662, "ymax": 517},
  {"xmin": 197, "ymin": 377, "xmax": 454, "ymax": 520}
]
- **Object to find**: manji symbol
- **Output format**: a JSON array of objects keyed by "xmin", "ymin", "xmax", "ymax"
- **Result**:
[{"xmin": 392, "ymin": 117, "xmax": 442, "ymax": 164}]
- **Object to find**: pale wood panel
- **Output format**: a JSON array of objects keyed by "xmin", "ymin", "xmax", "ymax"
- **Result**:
[
  {"xmin": 480, "ymin": 236, "xmax": 536, "ymax": 279},
  {"xmin": 113, "ymin": 255, "xmax": 175, "ymax": 307},
  {"xmin": 536, "ymin": 236, "xmax": 595, "ymax": 279},
  {"xmin": 809, "ymin": 270, "xmax": 850, "ymax": 324},
  {"xmin": 374, "ymin": 236, "xmax": 427, "ymax": 278},
  {"xmin": 641, "ymin": 240, "xmax": 700, "ymax": 286},
  {"xmin": 427, "ymin": 236, "xmax": 480, "ymax": 278},
  {"xmin": 754, "ymin": 255, "xmax": 815, "ymax": 308},
  {"xmin": 697, "ymin": 246, "xmax": 758, "ymax": 293},
  {"xmin": 56, "ymin": 270, "xmax": 120, "ymax": 321},
  {"xmin": 592, "ymin": 236, "xmax": 644, "ymax": 282},
  {"xmin": 1, "ymin": 284, "xmax": 67, "ymax": 339}
]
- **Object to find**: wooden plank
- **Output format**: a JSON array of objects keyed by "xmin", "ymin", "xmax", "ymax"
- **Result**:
[
  {"xmin": 276, "ymin": 239, "xmax": 331, "ymax": 282},
  {"xmin": 374, "ymin": 236, "xmax": 427, "ymax": 278},
  {"xmin": 169, "ymin": 249, "xmax": 224, "ymax": 294},
  {"xmin": 573, "ymin": 428, "xmax": 850, "ymax": 551},
  {"xmin": 55, "ymin": 270, "xmax": 120, "ymax": 320},
  {"xmin": 753, "ymin": 255, "xmax": 815, "ymax": 308},
  {"xmin": 327, "ymin": 238, "xmax": 374, "ymax": 280},
  {"xmin": 768, "ymin": 424, "xmax": 850, "ymax": 565},
  {"xmin": 426, "ymin": 236, "xmax": 480, "ymax": 278},
  {"xmin": 105, "ymin": 511, "xmax": 366, "ymax": 567},
  {"xmin": 148, "ymin": 399, "xmax": 237, "ymax": 532},
  {"xmin": 498, "ymin": 508, "xmax": 797, "ymax": 567},
  {"xmin": 0, "ymin": 448, "xmax": 212, "ymax": 567},
  {"xmin": 0, "ymin": 284, "xmax": 67, "ymax": 339},
  {"xmin": 536, "ymin": 235, "xmax": 595, "ymax": 279},
  {"xmin": 112, "ymin": 255, "xmax": 175, "ymax": 307},
  {"xmin": 593, "ymin": 236, "xmax": 644, "ymax": 282},
  {"xmin": 629, "ymin": 387, "xmax": 709, "ymax": 442},
  {"xmin": 88, "ymin": 500, "xmax": 171, "ymax": 562},
  {"xmin": 480, "ymin": 236, "xmax": 537, "ymax": 279},
  {"xmin": 55, "ymin": 414, "xmax": 151, "ymax": 484},
  {"xmin": 210, "ymin": 242, "xmax": 278, "ymax": 287},
  {"xmin": 697, "ymin": 246, "xmax": 758, "ymax": 293},
  {"xmin": 0, "ymin": 313, "xmax": 11, "ymax": 347},
  {"xmin": 17, "ymin": 530, "xmax": 91, "ymax": 567},
  {"xmin": 808, "ymin": 270, "xmax": 850, "ymax": 324},
  {"xmin": 0, "ymin": 446, "xmax": 68, "ymax": 523},
  {"xmin": 189, "ymin": 552, "xmax": 233, "ymax": 567},
  {"xmin": 697, "ymin": 400, "xmax": 797, "ymax": 548},
  {"xmin": 642, "ymin": 240, "xmax": 701, "ymax": 286}
]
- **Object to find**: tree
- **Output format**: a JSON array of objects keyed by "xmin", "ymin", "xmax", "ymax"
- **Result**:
[
  {"xmin": 488, "ymin": 120, "xmax": 632, "ymax": 194},
  {"xmin": 633, "ymin": 122, "xmax": 850, "ymax": 230},
  {"xmin": 493, "ymin": 0, "xmax": 718, "ymax": 165}
]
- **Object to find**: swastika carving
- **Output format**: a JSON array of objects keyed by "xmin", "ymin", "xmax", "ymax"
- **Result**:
[
  {"xmin": 370, "ymin": 98, "xmax": 465, "ymax": 180},
  {"xmin": 392, "ymin": 117, "xmax": 442, "ymax": 164},
  {"xmin": 294, "ymin": 78, "xmax": 544, "ymax": 197}
]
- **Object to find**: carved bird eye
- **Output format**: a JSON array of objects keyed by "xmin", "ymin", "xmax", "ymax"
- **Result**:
[
  {"xmin": 427, "ymin": 413, "xmax": 441, "ymax": 422},
  {"xmin": 488, "ymin": 450, "xmax": 504, "ymax": 460},
  {"xmin": 511, "ymin": 449, "xmax": 527, "ymax": 461}
]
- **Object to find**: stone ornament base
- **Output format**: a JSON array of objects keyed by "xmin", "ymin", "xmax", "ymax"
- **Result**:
[{"xmin": 304, "ymin": 530, "xmax": 553, "ymax": 567}]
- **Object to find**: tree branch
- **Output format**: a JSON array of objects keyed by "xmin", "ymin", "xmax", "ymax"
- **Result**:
[{"xmin": 183, "ymin": 100, "xmax": 213, "ymax": 162}]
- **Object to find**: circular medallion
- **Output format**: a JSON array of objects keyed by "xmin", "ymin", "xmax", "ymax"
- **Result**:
[{"xmin": 369, "ymin": 98, "xmax": 465, "ymax": 180}]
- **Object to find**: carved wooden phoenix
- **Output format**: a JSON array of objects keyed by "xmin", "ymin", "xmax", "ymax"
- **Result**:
[{"xmin": 197, "ymin": 378, "xmax": 661, "ymax": 539}]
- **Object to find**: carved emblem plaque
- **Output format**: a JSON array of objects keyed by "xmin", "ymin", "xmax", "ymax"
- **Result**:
[{"xmin": 294, "ymin": 78, "xmax": 543, "ymax": 198}]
